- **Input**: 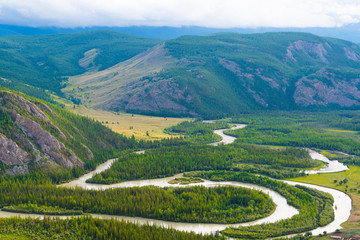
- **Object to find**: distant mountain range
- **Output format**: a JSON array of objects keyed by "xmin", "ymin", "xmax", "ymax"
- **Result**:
[
  {"xmin": 1, "ymin": 29, "xmax": 360, "ymax": 118},
  {"xmin": 1, "ymin": 24, "xmax": 360, "ymax": 43}
]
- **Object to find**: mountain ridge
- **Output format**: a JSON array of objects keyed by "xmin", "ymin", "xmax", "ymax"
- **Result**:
[{"xmin": 65, "ymin": 32, "xmax": 360, "ymax": 118}]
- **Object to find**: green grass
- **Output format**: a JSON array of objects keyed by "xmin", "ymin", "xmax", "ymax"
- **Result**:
[
  {"xmin": 66, "ymin": 105, "xmax": 189, "ymax": 140},
  {"xmin": 0, "ymin": 234, "xmax": 32, "ymax": 240},
  {"xmin": 290, "ymin": 166, "xmax": 360, "ymax": 229},
  {"xmin": 326, "ymin": 129, "xmax": 358, "ymax": 133},
  {"xmin": 168, "ymin": 177, "xmax": 204, "ymax": 184}
]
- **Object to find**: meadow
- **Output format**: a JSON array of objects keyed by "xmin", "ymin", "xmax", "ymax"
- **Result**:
[
  {"xmin": 290, "ymin": 166, "xmax": 360, "ymax": 229},
  {"xmin": 67, "ymin": 105, "xmax": 189, "ymax": 140}
]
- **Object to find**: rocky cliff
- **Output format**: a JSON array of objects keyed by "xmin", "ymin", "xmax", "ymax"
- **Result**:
[{"xmin": 0, "ymin": 91, "xmax": 86, "ymax": 175}]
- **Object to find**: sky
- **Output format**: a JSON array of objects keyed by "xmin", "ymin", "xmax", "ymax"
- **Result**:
[{"xmin": 1, "ymin": 0, "xmax": 360, "ymax": 28}]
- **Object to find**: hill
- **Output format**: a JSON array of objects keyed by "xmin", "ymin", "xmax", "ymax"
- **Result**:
[
  {"xmin": 66, "ymin": 32, "xmax": 360, "ymax": 118},
  {"xmin": 0, "ymin": 88, "xmax": 138, "ymax": 181},
  {"xmin": 0, "ymin": 30, "xmax": 161, "ymax": 102}
]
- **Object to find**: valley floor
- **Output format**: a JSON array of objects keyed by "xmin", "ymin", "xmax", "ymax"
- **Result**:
[
  {"xmin": 290, "ymin": 166, "xmax": 360, "ymax": 230},
  {"xmin": 67, "ymin": 105, "xmax": 189, "ymax": 140}
]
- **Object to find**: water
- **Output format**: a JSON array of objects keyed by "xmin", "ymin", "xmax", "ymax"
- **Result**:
[
  {"xmin": 1, "ymin": 123, "xmax": 352, "ymax": 237},
  {"xmin": 305, "ymin": 149, "xmax": 349, "ymax": 174}
]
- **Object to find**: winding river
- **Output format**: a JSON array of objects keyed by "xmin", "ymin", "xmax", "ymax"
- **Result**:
[{"xmin": 0, "ymin": 124, "xmax": 352, "ymax": 237}]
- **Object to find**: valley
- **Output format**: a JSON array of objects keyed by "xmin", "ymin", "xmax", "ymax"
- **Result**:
[
  {"xmin": 1, "ymin": 29, "xmax": 360, "ymax": 240},
  {"xmin": 67, "ymin": 105, "xmax": 188, "ymax": 140},
  {"xmin": 0, "ymin": 122, "xmax": 346, "ymax": 238}
]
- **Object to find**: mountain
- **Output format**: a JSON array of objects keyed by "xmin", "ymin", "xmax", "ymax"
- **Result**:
[
  {"xmin": 0, "ymin": 88, "xmax": 136, "ymax": 180},
  {"xmin": 65, "ymin": 32, "xmax": 360, "ymax": 118},
  {"xmin": 0, "ymin": 30, "xmax": 161, "ymax": 101},
  {"xmin": 1, "ymin": 24, "xmax": 360, "ymax": 43}
]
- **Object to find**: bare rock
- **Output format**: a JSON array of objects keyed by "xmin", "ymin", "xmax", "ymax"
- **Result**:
[
  {"xmin": 5, "ymin": 165, "xmax": 29, "ymax": 175},
  {"xmin": 294, "ymin": 69, "xmax": 360, "ymax": 107},
  {"xmin": 286, "ymin": 49, "xmax": 297, "ymax": 62},
  {"xmin": 343, "ymin": 47, "xmax": 360, "ymax": 61},
  {"xmin": 0, "ymin": 134, "xmax": 30, "ymax": 166},
  {"xmin": 79, "ymin": 48, "xmax": 100, "ymax": 69},
  {"xmin": 102, "ymin": 74, "xmax": 196, "ymax": 116},
  {"xmin": 13, "ymin": 113, "xmax": 83, "ymax": 169},
  {"xmin": 125, "ymin": 80, "xmax": 192, "ymax": 114},
  {"xmin": 1, "ymin": 92, "xmax": 50, "ymax": 121},
  {"xmin": 287, "ymin": 40, "xmax": 329, "ymax": 63},
  {"xmin": 36, "ymin": 102, "xmax": 55, "ymax": 115},
  {"xmin": 256, "ymin": 69, "xmax": 281, "ymax": 90}
]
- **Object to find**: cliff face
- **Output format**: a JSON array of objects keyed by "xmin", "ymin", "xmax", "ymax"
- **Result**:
[
  {"xmin": 293, "ymin": 69, "xmax": 360, "ymax": 108},
  {"xmin": 0, "ymin": 91, "xmax": 85, "ymax": 175}
]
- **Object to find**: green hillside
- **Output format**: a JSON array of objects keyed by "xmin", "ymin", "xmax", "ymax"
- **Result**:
[
  {"xmin": 0, "ymin": 88, "xmax": 140, "ymax": 182},
  {"xmin": 163, "ymin": 32, "xmax": 360, "ymax": 118},
  {"xmin": 0, "ymin": 30, "xmax": 161, "ymax": 100},
  {"xmin": 67, "ymin": 32, "xmax": 360, "ymax": 118},
  {"xmin": 1, "ymin": 31, "xmax": 360, "ymax": 118}
]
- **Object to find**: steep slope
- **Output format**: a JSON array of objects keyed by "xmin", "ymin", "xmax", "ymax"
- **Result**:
[
  {"xmin": 0, "ymin": 88, "xmax": 136, "ymax": 179},
  {"xmin": 0, "ymin": 30, "xmax": 161, "ymax": 100},
  {"xmin": 67, "ymin": 32, "xmax": 360, "ymax": 118}
]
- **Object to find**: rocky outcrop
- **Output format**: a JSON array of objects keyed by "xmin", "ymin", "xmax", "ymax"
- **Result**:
[
  {"xmin": 343, "ymin": 47, "xmax": 360, "ymax": 61},
  {"xmin": 218, "ymin": 57, "xmax": 286, "ymax": 107},
  {"xmin": 0, "ymin": 92, "xmax": 50, "ymax": 121},
  {"xmin": 294, "ymin": 69, "xmax": 360, "ymax": 107},
  {"xmin": 102, "ymin": 75, "xmax": 196, "ymax": 116},
  {"xmin": 0, "ymin": 134, "xmax": 30, "ymax": 175},
  {"xmin": 12, "ymin": 113, "xmax": 83, "ymax": 169},
  {"xmin": 287, "ymin": 40, "xmax": 329, "ymax": 63},
  {"xmin": 0, "ymin": 134, "xmax": 30, "ymax": 166},
  {"xmin": 0, "ymin": 91, "xmax": 84, "ymax": 175},
  {"xmin": 79, "ymin": 48, "xmax": 100, "ymax": 70}
]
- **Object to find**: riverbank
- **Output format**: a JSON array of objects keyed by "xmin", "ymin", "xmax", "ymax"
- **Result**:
[
  {"xmin": 0, "ymin": 123, "xmax": 352, "ymax": 238},
  {"xmin": 290, "ymin": 166, "xmax": 360, "ymax": 230}
]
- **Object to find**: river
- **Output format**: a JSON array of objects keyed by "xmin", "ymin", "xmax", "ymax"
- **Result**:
[{"xmin": 0, "ymin": 123, "xmax": 352, "ymax": 237}]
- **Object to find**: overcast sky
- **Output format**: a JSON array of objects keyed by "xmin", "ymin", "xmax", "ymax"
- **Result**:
[{"xmin": 1, "ymin": 0, "xmax": 360, "ymax": 28}]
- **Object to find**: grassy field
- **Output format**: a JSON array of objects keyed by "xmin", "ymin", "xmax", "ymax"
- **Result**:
[
  {"xmin": 290, "ymin": 166, "xmax": 360, "ymax": 229},
  {"xmin": 65, "ymin": 105, "xmax": 189, "ymax": 140},
  {"xmin": 326, "ymin": 129, "xmax": 359, "ymax": 134},
  {"xmin": 0, "ymin": 234, "xmax": 31, "ymax": 240}
]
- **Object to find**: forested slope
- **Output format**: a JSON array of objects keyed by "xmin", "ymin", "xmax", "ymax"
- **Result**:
[
  {"xmin": 0, "ymin": 88, "xmax": 140, "ymax": 181},
  {"xmin": 68, "ymin": 32, "xmax": 360, "ymax": 118},
  {"xmin": 0, "ymin": 30, "xmax": 160, "ymax": 101}
]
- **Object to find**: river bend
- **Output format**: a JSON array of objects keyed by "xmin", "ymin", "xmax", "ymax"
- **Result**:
[{"xmin": 0, "ymin": 123, "xmax": 352, "ymax": 237}]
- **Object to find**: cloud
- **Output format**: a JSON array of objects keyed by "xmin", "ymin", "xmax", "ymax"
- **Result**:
[{"xmin": 1, "ymin": 0, "xmax": 360, "ymax": 28}]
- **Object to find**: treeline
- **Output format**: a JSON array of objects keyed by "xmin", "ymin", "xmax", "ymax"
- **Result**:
[
  {"xmin": 2, "ymin": 203, "xmax": 83, "ymax": 216},
  {"xmin": 338, "ymin": 156, "xmax": 360, "ymax": 167},
  {"xmin": 232, "ymin": 163, "xmax": 305, "ymax": 179},
  {"xmin": 0, "ymin": 215, "xmax": 224, "ymax": 240},
  {"xmin": 228, "ymin": 124, "xmax": 360, "ymax": 155},
  {"xmin": 187, "ymin": 171, "xmax": 334, "ymax": 239},
  {"xmin": 88, "ymin": 143, "xmax": 315, "ymax": 184},
  {"xmin": 165, "ymin": 120, "xmax": 230, "ymax": 143},
  {"xmin": 228, "ymin": 111, "xmax": 360, "ymax": 155},
  {"xmin": 0, "ymin": 179, "xmax": 274, "ymax": 224}
]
